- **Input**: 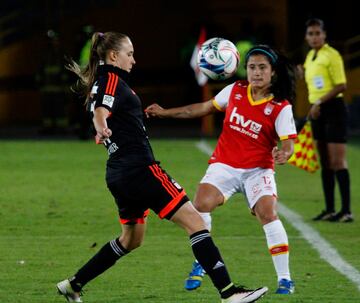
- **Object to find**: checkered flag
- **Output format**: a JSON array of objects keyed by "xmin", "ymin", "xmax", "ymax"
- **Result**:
[{"xmin": 288, "ymin": 121, "xmax": 320, "ymax": 173}]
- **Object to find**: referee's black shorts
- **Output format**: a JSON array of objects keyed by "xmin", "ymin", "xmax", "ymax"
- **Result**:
[
  {"xmin": 106, "ymin": 162, "xmax": 189, "ymax": 224},
  {"xmin": 311, "ymin": 97, "xmax": 348, "ymax": 143}
]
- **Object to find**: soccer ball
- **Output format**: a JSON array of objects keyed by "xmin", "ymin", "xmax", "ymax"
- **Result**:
[{"xmin": 198, "ymin": 37, "xmax": 240, "ymax": 80}]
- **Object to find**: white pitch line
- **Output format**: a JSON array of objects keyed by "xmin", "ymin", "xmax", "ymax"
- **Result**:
[
  {"xmin": 278, "ymin": 204, "xmax": 360, "ymax": 291},
  {"xmin": 195, "ymin": 139, "xmax": 215, "ymax": 156},
  {"xmin": 196, "ymin": 140, "xmax": 360, "ymax": 292}
]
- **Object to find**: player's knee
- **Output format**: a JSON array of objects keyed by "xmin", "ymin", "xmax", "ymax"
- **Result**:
[
  {"xmin": 255, "ymin": 209, "xmax": 278, "ymax": 225},
  {"xmin": 193, "ymin": 200, "xmax": 207, "ymax": 212},
  {"xmin": 331, "ymin": 160, "xmax": 347, "ymax": 171},
  {"xmin": 193, "ymin": 196, "xmax": 222, "ymax": 212}
]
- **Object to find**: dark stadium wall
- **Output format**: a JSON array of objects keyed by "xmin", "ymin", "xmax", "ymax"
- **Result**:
[{"xmin": 0, "ymin": 0, "xmax": 288, "ymax": 126}]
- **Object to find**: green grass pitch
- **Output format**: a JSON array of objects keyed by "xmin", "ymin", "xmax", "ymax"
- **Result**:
[{"xmin": 0, "ymin": 138, "xmax": 359, "ymax": 302}]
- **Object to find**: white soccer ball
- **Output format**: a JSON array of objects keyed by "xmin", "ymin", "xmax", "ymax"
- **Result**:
[{"xmin": 198, "ymin": 37, "xmax": 240, "ymax": 80}]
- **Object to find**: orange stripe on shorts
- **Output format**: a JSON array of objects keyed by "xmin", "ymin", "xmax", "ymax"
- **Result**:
[
  {"xmin": 158, "ymin": 190, "xmax": 186, "ymax": 219},
  {"xmin": 119, "ymin": 209, "xmax": 150, "ymax": 225}
]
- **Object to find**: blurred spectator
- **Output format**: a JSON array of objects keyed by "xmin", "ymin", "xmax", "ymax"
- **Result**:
[
  {"xmin": 68, "ymin": 25, "xmax": 94, "ymax": 139},
  {"xmin": 36, "ymin": 29, "xmax": 69, "ymax": 134},
  {"xmin": 79, "ymin": 25, "xmax": 93, "ymax": 68},
  {"xmin": 235, "ymin": 40, "xmax": 254, "ymax": 79},
  {"xmin": 235, "ymin": 20, "xmax": 256, "ymax": 79}
]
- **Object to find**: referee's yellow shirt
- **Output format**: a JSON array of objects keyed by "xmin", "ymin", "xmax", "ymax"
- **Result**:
[{"xmin": 304, "ymin": 43, "xmax": 346, "ymax": 104}]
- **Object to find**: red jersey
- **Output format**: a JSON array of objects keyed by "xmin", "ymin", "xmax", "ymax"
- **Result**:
[{"xmin": 210, "ymin": 81, "xmax": 297, "ymax": 170}]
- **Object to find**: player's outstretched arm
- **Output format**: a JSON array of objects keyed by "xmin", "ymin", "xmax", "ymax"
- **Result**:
[{"xmin": 145, "ymin": 99, "xmax": 217, "ymax": 119}]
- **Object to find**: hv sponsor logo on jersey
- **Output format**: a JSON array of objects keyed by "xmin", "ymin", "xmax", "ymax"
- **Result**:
[
  {"xmin": 102, "ymin": 94, "xmax": 115, "ymax": 107},
  {"xmin": 229, "ymin": 107, "xmax": 262, "ymax": 139}
]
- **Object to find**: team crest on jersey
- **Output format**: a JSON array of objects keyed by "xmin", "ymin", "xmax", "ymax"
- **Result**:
[
  {"xmin": 102, "ymin": 94, "xmax": 114, "ymax": 107},
  {"xmin": 264, "ymin": 103, "xmax": 274, "ymax": 115}
]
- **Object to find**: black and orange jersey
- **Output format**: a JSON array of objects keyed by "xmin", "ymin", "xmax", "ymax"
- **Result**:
[{"xmin": 89, "ymin": 64, "xmax": 155, "ymax": 168}]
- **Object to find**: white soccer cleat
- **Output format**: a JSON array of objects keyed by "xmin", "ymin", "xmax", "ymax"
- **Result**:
[
  {"xmin": 57, "ymin": 279, "xmax": 82, "ymax": 302},
  {"xmin": 221, "ymin": 286, "xmax": 268, "ymax": 303}
]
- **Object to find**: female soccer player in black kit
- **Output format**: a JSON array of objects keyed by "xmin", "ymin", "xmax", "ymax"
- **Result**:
[{"xmin": 56, "ymin": 31, "xmax": 267, "ymax": 303}]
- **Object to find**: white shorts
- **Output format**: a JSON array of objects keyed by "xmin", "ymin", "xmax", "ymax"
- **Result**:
[{"xmin": 200, "ymin": 162, "xmax": 277, "ymax": 209}]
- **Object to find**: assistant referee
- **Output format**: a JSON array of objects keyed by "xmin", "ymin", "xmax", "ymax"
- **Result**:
[{"xmin": 302, "ymin": 18, "xmax": 352, "ymax": 222}]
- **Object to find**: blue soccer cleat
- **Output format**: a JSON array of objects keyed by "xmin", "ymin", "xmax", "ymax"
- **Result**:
[
  {"xmin": 184, "ymin": 261, "xmax": 205, "ymax": 290},
  {"xmin": 275, "ymin": 279, "xmax": 295, "ymax": 294}
]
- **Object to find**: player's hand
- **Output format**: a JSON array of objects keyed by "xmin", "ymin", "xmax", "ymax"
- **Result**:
[
  {"xmin": 272, "ymin": 146, "xmax": 288, "ymax": 165},
  {"xmin": 95, "ymin": 127, "xmax": 112, "ymax": 144},
  {"xmin": 144, "ymin": 103, "xmax": 165, "ymax": 118}
]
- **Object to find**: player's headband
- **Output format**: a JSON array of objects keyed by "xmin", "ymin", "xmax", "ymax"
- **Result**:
[{"xmin": 245, "ymin": 48, "xmax": 278, "ymax": 64}]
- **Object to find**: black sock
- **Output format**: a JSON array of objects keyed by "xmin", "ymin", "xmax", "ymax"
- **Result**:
[
  {"xmin": 335, "ymin": 169, "xmax": 351, "ymax": 213},
  {"xmin": 190, "ymin": 230, "xmax": 236, "ymax": 298},
  {"xmin": 321, "ymin": 169, "xmax": 335, "ymax": 212},
  {"xmin": 70, "ymin": 238, "xmax": 128, "ymax": 291}
]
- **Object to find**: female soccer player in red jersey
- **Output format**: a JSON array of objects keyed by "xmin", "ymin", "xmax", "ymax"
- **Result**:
[
  {"xmin": 146, "ymin": 45, "xmax": 297, "ymax": 295},
  {"xmin": 56, "ymin": 32, "xmax": 267, "ymax": 303}
]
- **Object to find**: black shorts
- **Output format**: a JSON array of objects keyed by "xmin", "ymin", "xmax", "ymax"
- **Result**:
[
  {"xmin": 106, "ymin": 162, "xmax": 189, "ymax": 224},
  {"xmin": 311, "ymin": 98, "xmax": 348, "ymax": 143}
]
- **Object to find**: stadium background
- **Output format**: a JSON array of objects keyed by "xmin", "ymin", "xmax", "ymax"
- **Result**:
[
  {"xmin": 1, "ymin": 2, "xmax": 360, "ymax": 302},
  {"xmin": 0, "ymin": 0, "xmax": 358, "ymax": 138}
]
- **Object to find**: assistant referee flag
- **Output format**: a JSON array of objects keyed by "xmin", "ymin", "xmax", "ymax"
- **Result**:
[{"xmin": 288, "ymin": 121, "xmax": 320, "ymax": 173}]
